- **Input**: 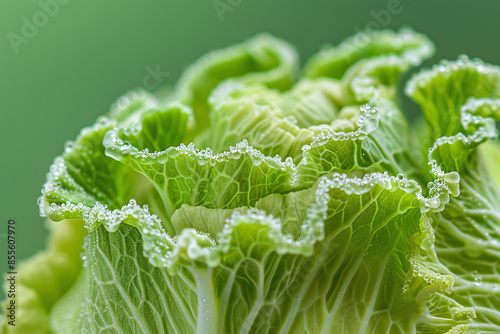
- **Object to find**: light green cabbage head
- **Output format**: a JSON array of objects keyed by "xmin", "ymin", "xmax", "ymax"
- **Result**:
[{"xmin": 3, "ymin": 28, "xmax": 500, "ymax": 334}]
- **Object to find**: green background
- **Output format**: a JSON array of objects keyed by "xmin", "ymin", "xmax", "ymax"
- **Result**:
[{"xmin": 1, "ymin": 0, "xmax": 499, "ymax": 276}]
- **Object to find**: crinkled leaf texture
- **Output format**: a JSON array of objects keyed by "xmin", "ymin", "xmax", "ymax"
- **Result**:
[{"xmin": 3, "ymin": 29, "xmax": 500, "ymax": 334}]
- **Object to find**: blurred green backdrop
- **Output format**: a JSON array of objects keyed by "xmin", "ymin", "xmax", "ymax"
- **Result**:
[{"xmin": 1, "ymin": 0, "xmax": 499, "ymax": 278}]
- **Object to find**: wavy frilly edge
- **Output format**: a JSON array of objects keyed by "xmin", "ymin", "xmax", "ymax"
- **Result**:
[
  {"xmin": 38, "ymin": 90, "xmax": 162, "ymax": 221},
  {"xmin": 172, "ymin": 33, "xmax": 299, "ymax": 137},
  {"xmin": 104, "ymin": 126, "xmax": 295, "ymax": 172},
  {"xmin": 175, "ymin": 33, "xmax": 299, "ymax": 99},
  {"xmin": 39, "ymin": 28, "xmax": 436, "ymax": 223},
  {"xmin": 43, "ymin": 101, "xmax": 468, "ymax": 272},
  {"xmin": 426, "ymin": 96, "xmax": 500, "ymax": 184},
  {"xmin": 399, "ymin": 58, "xmax": 500, "ymax": 331},
  {"xmin": 39, "ymin": 87, "xmax": 464, "ymax": 273},
  {"xmin": 32, "ymin": 33, "xmax": 500, "ymax": 333},
  {"xmin": 405, "ymin": 56, "xmax": 500, "ymax": 100},
  {"xmin": 304, "ymin": 27, "xmax": 434, "ymax": 79},
  {"xmin": 75, "ymin": 61, "xmax": 500, "ymax": 333},
  {"xmin": 60, "ymin": 170, "xmax": 440, "ymax": 274},
  {"xmin": 405, "ymin": 55, "xmax": 500, "ymax": 150},
  {"xmin": 40, "ymin": 95, "xmax": 466, "ymax": 274},
  {"xmin": 410, "ymin": 57, "xmax": 500, "ymax": 182}
]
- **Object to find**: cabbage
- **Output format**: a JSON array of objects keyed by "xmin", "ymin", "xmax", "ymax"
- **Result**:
[{"xmin": 3, "ymin": 28, "xmax": 500, "ymax": 334}]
